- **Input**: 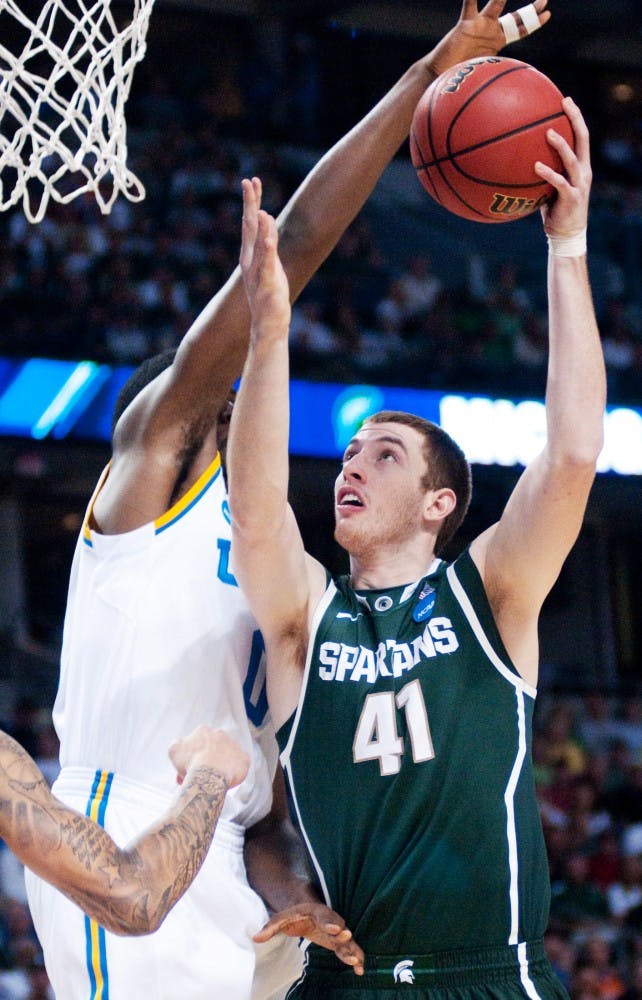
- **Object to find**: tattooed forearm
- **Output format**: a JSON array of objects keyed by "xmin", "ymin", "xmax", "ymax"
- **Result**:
[
  {"xmin": 0, "ymin": 737, "xmax": 107, "ymax": 868},
  {"xmin": 60, "ymin": 766, "xmax": 229, "ymax": 934},
  {"xmin": 112, "ymin": 765, "xmax": 230, "ymax": 933},
  {"xmin": 0, "ymin": 729, "xmax": 231, "ymax": 935},
  {"xmin": 0, "ymin": 732, "xmax": 71, "ymax": 853}
]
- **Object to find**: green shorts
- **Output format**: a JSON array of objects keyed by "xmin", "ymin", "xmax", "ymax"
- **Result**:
[{"xmin": 285, "ymin": 940, "xmax": 569, "ymax": 1000}]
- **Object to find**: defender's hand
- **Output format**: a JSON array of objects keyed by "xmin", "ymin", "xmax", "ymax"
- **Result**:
[
  {"xmin": 169, "ymin": 725, "xmax": 250, "ymax": 789},
  {"xmin": 430, "ymin": 0, "xmax": 550, "ymax": 79},
  {"xmin": 253, "ymin": 902, "xmax": 365, "ymax": 976}
]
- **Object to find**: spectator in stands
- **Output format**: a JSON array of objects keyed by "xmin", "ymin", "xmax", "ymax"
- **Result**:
[
  {"xmin": 322, "ymin": 275, "xmax": 363, "ymax": 361},
  {"xmin": 102, "ymin": 310, "xmax": 151, "ymax": 366},
  {"xmin": 323, "ymin": 217, "xmax": 385, "ymax": 279},
  {"xmin": 132, "ymin": 72, "xmax": 184, "ymax": 130},
  {"xmin": 545, "ymin": 928, "xmax": 577, "ymax": 993},
  {"xmin": 512, "ymin": 311, "xmax": 548, "ymax": 374},
  {"xmin": 590, "ymin": 831, "xmax": 625, "ymax": 895},
  {"xmin": 610, "ymin": 697, "xmax": 642, "ymax": 757},
  {"xmin": 564, "ymin": 776, "xmax": 613, "ymax": 854},
  {"xmin": 373, "ymin": 276, "xmax": 408, "ymax": 336},
  {"xmin": 290, "ymin": 299, "xmax": 339, "ymax": 357},
  {"xmin": 397, "ymin": 254, "xmax": 443, "ymax": 326},
  {"xmin": 0, "ymin": 936, "xmax": 44, "ymax": 1000},
  {"xmin": 543, "ymin": 822, "xmax": 573, "ymax": 885},
  {"xmin": 619, "ymin": 958, "xmax": 642, "ymax": 1000},
  {"xmin": 602, "ymin": 762, "xmax": 642, "ymax": 834},
  {"xmin": 570, "ymin": 964, "xmax": 604, "ymax": 1000},
  {"xmin": 601, "ymin": 299, "xmax": 637, "ymax": 362},
  {"xmin": 579, "ymin": 695, "xmax": 618, "ymax": 756},
  {"xmin": 550, "ymin": 852, "xmax": 610, "ymax": 932},
  {"xmin": 533, "ymin": 730, "xmax": 556, "ymax": 791},
  {"xmin": 415, "ymin": 287, "xmax": 469, "ymax": 387},
  {"xmin": 545, "ymin": 703, "xmax": 588, "ymax": 777},
  {"xmin": 607, "ymin": 855, "xmax": 642, "ymax": 926},
  {"xmin": 22, "ymin": 957, "xmax": 53, "ymax": 1000},
  {"xmin": 576, "ymin": 935, "xmax": 626, "ymax": 1000}
]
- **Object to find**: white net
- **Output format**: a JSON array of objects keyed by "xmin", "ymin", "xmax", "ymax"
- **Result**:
[{"xmin": 0, "ymin": 0, "xmax": 156, "ymax": 223}]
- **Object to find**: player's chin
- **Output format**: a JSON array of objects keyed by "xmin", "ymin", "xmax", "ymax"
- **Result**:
[
  {"xmin": 334, "ymin": 515, "xmax": 363, "ymax": 549},
  {"xmin": 334, "ymin": 517, "xmax": 348, "ymax": 544}
]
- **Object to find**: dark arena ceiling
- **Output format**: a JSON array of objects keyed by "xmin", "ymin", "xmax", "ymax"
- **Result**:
[{"xmin": 156, "ymin": 0, "xmax": 642, "ymax": 68}]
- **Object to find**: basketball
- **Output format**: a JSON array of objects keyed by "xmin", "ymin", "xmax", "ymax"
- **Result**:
[{"xmin": 410, "ymin": 57, "xmax": 575, "ymax": 224}]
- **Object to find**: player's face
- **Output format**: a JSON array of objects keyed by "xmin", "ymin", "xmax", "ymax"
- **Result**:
[{"xmin": 334, "ymin": 422, "xmax": 429, "ymax": 554}]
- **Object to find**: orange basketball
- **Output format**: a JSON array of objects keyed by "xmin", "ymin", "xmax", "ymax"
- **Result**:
[{"xmin": 410, "ymin": 57, "xmax": 574, "ymax": 224}]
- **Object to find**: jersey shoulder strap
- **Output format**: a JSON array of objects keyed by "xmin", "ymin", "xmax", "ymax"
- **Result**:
[{"xmin": 447, "ymin": 546, "xmax": 525, "ymax": 683}]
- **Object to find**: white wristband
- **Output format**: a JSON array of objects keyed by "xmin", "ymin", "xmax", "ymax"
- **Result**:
[{"xmin": 547, "ymin": 229, "xmax": 587, "ymax": 258}]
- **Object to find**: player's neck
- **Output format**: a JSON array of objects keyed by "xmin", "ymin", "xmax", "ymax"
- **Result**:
[{"xmin": 348, "ymin": 544, "xmax": 436, "ymax": 592}]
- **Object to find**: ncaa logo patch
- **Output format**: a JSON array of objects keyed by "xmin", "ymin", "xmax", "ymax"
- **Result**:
[
  {"xmin": 413, "ymin": 584, "xmax": 436, "ymax": 623},
  {"xmin": 393, "ymin": 959, "xmax": 415, "ymax": 984}
]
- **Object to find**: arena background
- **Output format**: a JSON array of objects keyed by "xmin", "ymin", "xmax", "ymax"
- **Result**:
[{"xmin": 0, "ymin": 1, "xmax": 641, "ymax": 993}]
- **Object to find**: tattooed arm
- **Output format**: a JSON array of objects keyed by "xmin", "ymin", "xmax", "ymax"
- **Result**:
[{"xmin": 0, "ymin": 725, "xmax": 248, "ymax": 935}]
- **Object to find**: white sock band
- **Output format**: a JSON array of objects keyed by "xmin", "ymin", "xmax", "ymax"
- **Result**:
[
  {"xmin": 547, "ymin": 229, "xmax": 588, "ymax": 257},
  {"xmin": 500, "ymin": 4, "xmax": 541, "ymax": 44}
]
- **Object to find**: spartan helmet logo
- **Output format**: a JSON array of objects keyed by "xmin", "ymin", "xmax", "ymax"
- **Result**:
[{"xmin": 393, "ymin": 959, "xmax": 415, "ymax": 984}]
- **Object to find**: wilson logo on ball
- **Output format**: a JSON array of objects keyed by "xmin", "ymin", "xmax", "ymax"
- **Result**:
[
  {"xmin": 489, "ymin": 193, "xmax": 551, "ymax": 217},
  {"xmin": 443, "ymin": 56, "xmax": 501, "ymax": 94}
]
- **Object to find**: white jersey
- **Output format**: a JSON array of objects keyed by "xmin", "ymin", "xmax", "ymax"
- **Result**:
[
  {"xmin": 53, "ymin": 452, "xmax": 274, "ymax": 827},
  {"xmin": 27, "ymin": 452, "xmax": 304, "ymax": 999}
]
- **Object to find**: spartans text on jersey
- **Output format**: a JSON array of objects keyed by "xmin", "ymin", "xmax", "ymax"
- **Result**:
[{"xmin": 318, "ymin": 617, "xmax": 459, "ymax": 683}]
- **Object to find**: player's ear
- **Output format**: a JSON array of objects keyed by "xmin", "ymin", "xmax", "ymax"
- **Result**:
[{"xmin": 423, "ymin": 487, "xmax": 456, "ymax": 526}]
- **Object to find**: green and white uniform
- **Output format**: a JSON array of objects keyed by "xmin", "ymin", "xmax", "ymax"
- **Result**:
[{"xmin": 278, "ymin": 549, "xmax": 566, "ymax": 999}]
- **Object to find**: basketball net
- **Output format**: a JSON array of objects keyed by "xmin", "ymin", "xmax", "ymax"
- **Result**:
[{"xmin": 0, "ymin": 1, "xmax": 155, "ymax": 224}]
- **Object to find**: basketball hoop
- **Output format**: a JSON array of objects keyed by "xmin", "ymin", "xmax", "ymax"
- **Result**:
[{"xmin": 0, "ymin": 1, "xmax": 156, "ymax": 224}]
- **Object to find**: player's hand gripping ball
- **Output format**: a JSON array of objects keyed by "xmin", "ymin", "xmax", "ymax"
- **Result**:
[{"xmin": 410, "ymin": 57, "xmax": 575, "ymax": 224}]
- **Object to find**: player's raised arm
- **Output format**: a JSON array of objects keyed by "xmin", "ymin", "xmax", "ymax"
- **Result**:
[
  {"xmin": 112, "ymin": 1, "xmax": 550, "ymax": 466},
  {"xmin": 227, "ymin": 179, "xmax": 326, "ymax": 729},
  {"xmin": 470, "ymin": 98, "xmax": 606, "ymax": 687},
  {"xmin": 0, "ymin": 726, "xmax": 248, "ymax": 935}
]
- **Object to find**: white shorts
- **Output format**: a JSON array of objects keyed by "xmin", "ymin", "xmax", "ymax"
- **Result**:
[{"xmin": 25, "ymin": 768, "xmax": 303, "ymax": 1000}]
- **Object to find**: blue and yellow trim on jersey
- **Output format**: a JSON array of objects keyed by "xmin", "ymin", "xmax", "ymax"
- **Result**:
[
  {"xmin": 154, "ymin": 453, "xmax": 222, "ymax": 534},
  {"xmin": 84, "ymin": 769, "xmax": 114, "ymax": 999},
  {"xmin": 82, "ymin": 464, "xmax": 111, "ymax": 547},
  {"xmin": 81, "ymin": 453, "xmax": 223, "ymax": 546}
]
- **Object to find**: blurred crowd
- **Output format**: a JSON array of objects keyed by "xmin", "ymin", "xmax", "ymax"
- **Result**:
[
  {"xmin": 537, "ymin": 694, "xmax": 642, "ymax": 1000},
  {"xmin": 1, "ymin": 118, "xmax": 641, "ymax": 404},
  {"xmin": 0, "ymin": 28, "xmax": 640, "ymax": 404}
]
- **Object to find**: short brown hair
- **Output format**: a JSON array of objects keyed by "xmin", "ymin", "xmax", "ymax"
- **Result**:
[{"xmin": 363, "ymin": 410, "xmax": 472, "ymax": 552}]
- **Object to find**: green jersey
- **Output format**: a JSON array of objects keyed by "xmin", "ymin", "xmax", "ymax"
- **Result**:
[{"xmin": 277, "ymin": 548, "xmax": 550, "ymax": 959}]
